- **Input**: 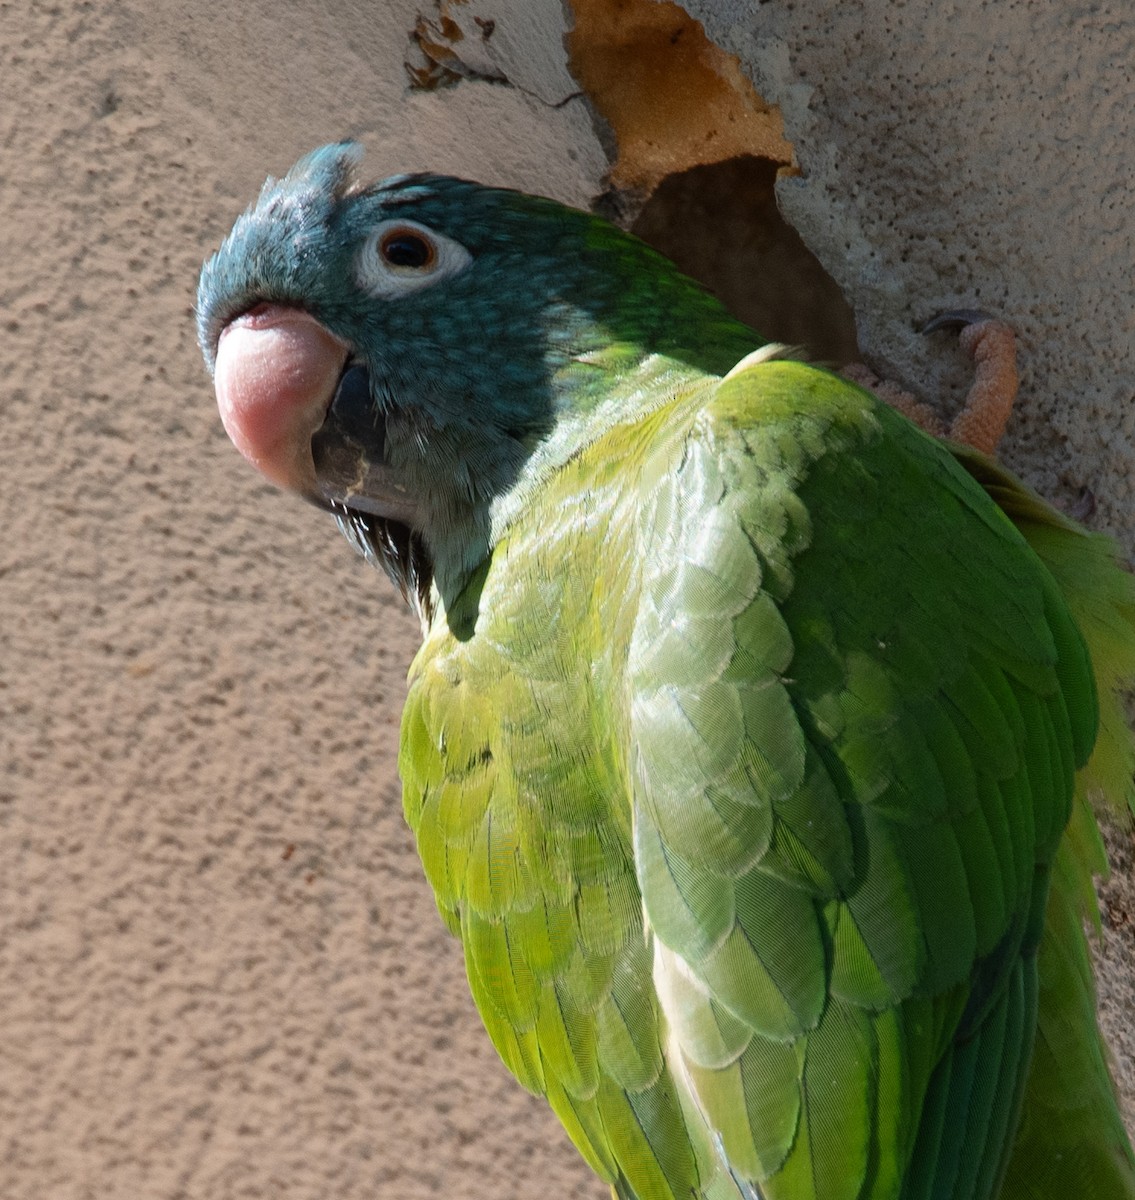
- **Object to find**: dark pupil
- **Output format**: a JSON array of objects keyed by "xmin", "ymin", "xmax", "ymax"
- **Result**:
[{"xmin": 383, "ymin": 234, "xmax": 431, "ymax": 268}]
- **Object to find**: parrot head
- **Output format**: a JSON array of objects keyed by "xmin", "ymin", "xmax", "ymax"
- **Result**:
[{"xmin": 197, "ymin": 142, "xmax": 757, "ymax": 611}]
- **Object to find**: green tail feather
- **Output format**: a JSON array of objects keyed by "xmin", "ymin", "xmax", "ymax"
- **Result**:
[
  {"xmin": 900, "ymin": 952, "xmax": 1037, "ymax": 1200},
  {"xmin": 952, "ymin": 445, "xmax": 1135, "ymax": 1198}
]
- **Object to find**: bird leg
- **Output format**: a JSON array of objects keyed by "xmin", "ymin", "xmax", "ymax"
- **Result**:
[
  {"xmin": 840, "ymin": 361, "xmax": 950, "ymax": 438},
  {"xmin": 843, "ymin": 315, "xmax": 1018, "ymax": 456}
]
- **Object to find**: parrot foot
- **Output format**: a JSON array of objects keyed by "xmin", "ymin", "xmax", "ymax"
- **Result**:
[
  {"xmin": 843, "ymin": 313, "xmax": 1019, "ymax": 456},
  {"xmin": 841, "ymin": 362, "xmax": 948, "ymax": 437},
  {"xmin": 923, "ymin": 311, "xmax": 1018, "ymax": 456}
]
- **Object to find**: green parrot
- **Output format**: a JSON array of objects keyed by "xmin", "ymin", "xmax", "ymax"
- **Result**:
[{"xmin": 197, "ymin": 142, "xmax": 1135, "ymax": 1200}]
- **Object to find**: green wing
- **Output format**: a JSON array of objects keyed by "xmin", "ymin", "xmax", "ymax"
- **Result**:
[
  {"xmin": 397, "ymin": 354, "xmax": 1132, "ymax": 1200},
  {"xmin": 949, "ymin": 448, "xmax": 1135, "ymax": 1198},
  {"xmin": 399, "ymin": 422, "xmax": 712, "ymax": 1200},
  {"xmin": 628, "ymin": 359, "xmax": 1098, "ymax": 1200}
]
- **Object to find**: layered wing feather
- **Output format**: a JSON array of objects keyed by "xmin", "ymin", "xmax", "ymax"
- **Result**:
[
  {"xmin": 949, "ymin": 448, "xmax": 1135, "ymax": 1198},
  {"xmin": 628, "ymin": 361, "xmax": 1097, "ymax": 1200},
  {"xmin": 400, "ymin": 424, "xmax": 710, "ymax": 1200},
  {"xmin": 399, "ymin": 356, "xmax": 1132, "ymax": 1200}
]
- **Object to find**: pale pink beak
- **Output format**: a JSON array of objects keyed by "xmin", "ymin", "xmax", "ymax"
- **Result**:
[{"xmin": 214, "ymin": 303, "xmax": 349, "ymax": 494}]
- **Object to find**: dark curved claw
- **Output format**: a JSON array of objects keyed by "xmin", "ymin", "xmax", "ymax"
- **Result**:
[
  {"xmin": 921, "ymin": 308, "xmax": 997, "ymax": 335},
  {"xmin": 1067, "ymin": 486, "xmax": 1097, "ymax": 522}
]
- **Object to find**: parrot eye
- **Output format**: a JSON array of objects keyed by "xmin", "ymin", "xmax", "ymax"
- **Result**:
[
  {"xmin": 356, "ymin": 219, "xmax": 472, "ymax": 298},
  {"xmin": 379, "ymin": 228, "xmax": 436, "ymax": 270}
]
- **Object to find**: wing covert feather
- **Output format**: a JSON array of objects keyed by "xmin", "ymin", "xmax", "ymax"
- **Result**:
[
  {"xmin": 399, "ymin": 357, "xmax": 1110, "ymax": 1200},
  {"xmin": 629, "ymin": 361, "xmax": 1092, "ymax": 1199}
]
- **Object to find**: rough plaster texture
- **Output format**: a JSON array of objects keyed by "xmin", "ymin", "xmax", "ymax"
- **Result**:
[
  {"xmin": 566, "ymin": 0, "xmax": 792, "ymax": 192},
  {"xmin": 688, "ymin": 1, "xmax": 1135, "ymax": 540},
  {"xmin": 2, "ymin": 3, "xmax": 604, "ymax": 1197},
  {"xmin": 2, "ymin": 1, "xmax": 1132, "ymax": 1198}
]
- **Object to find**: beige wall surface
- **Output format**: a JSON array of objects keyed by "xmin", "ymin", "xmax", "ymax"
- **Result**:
[{"xmin": 1, "ymin": 3, "xmax": 1130, "ymax": 1199}]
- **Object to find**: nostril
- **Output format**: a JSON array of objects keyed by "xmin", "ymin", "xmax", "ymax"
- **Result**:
[
  {"xmin": 241, "ymin": 301, "xmax": 274, "ymax": 321},
  {"xmin": 222, "ymin": 301, "xmax": 300, "ymax": 334}
]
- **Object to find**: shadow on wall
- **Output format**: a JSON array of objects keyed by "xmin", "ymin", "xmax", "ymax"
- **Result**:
[{"xmin": 630, "ymin": 155, "xmax": 860, "ymax": 365}]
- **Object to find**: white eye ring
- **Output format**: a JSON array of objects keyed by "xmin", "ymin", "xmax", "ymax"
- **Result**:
[{"xmin": 355, "ymin": 219, "xmax": 473, "ymax": 298}]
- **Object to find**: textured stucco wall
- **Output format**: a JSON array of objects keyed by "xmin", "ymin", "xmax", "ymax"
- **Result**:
[
  {"xmin": 2, "ymin": 2, "xmax": 1131, "ymax": 1198},
  {"xmin": 688, "ymin": 1, "xmax": 1135, "ymax": 544},
  {"xmin": 1, "ymin": 3, "xmax": 604, "ymax": 1197}
]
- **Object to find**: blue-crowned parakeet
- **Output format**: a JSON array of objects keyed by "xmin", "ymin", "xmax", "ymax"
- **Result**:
[{"xmin": 197, "ymin": 143, "xmax": 1135, "ymax": 1200}]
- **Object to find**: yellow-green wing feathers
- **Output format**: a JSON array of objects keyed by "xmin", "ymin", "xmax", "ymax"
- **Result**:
[
  {"xmin": 400, "ymin": 430, "xmax": 707, "ymax": 1200},
  {"xmin": 399, "ymin": 355, "xmax": 1135, "ymax": 1200}
]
